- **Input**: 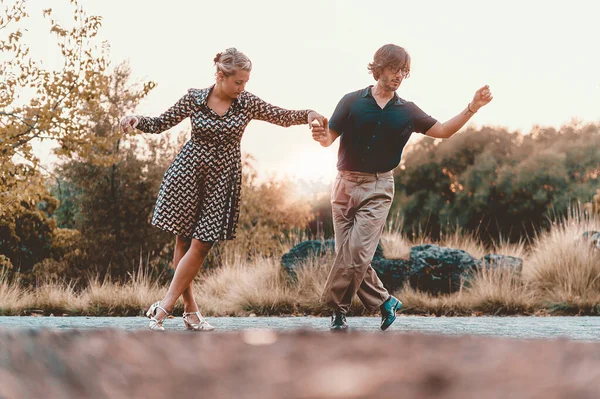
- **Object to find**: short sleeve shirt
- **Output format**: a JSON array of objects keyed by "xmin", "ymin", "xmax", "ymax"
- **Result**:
[{"xmin": 329, "ymin": 86, "xmax": 437, "ymax": 173}]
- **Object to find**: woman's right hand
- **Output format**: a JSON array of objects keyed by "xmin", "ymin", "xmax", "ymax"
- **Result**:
[{"xmin": 119, "ymin": 115, "xmax": 140, "ymax": 132}]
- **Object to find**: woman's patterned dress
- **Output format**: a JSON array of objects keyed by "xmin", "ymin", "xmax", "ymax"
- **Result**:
[{"xmin": 136, "ymin": 86, "xmax": 310, "ymax": 241}]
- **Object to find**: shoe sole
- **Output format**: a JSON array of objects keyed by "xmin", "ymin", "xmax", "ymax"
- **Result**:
[
  {"xmin": 380, "ymin": 300, "xmax": 403, "ymax": 331},
  {"xmin": 330, "ymin": 326, "xmax": 349, "ymax": 332},
  {"xmin": 186, "ymin": 327, "xmax": 216, "ymax": 332}
]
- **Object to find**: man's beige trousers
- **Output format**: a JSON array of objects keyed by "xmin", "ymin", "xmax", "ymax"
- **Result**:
[{"xmin": 321, "ymin": 170, "xmax": 393, "ymax": 313}]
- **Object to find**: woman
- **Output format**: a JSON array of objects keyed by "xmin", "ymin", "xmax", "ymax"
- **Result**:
[{"xmin": 120, "ymin": 48, "xmax": 325, "ymax": 331}]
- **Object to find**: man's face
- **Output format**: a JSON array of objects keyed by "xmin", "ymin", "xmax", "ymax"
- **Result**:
[{"xmin": 378, "ymin": 65, "xmax": 410, "ymax": 91}]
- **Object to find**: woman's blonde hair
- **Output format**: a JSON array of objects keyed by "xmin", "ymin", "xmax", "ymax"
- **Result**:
[{"xmin": 214, "ymin": 47, "xmax": 252, "ymax": 77}]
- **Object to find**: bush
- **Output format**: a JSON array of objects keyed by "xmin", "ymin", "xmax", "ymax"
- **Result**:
[{"xmin": 394, "ymin": 123, "xmax": 600, "ymax": 243}]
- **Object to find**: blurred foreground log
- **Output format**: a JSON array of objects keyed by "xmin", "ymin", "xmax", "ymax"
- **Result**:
[{"xmin": 1, "ymin": 328, "xmax": 599, "ymax": 399}]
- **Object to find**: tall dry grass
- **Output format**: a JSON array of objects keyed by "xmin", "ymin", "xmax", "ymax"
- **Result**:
[
  {"xmin": 1, "ymin": 212, "xmax": 599, "ymax": 316},
  {"xmin": 0, "ymin": 275, "xmax": 86, "ymax": 316},
  {"xmin": 381, "ymin": 219, "xmax": 491, "ymax": 260},
  {"xmin": 395, "ymin": 261, "xmax": 537, "ymax": 316},
  {"xmin": 0, "ymin": 272, "xmax": 28, "ymax": 315},
  {"xmin": 193, "ymin": 249, "xmax": 365, "ymax": 316},
  {"xmin": 85, "ymin": 264, "xmax": 166, "ymax": 316},
  {"xmin": 524, "ymin": 212, "xmax": 600, "ymax": 314},
  {"xmin": 195, "ymin": 255, "xmax": 297, "ymax": 316}
]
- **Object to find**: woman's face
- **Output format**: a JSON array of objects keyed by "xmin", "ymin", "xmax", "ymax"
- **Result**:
[{"xmin": 217, "ymin": 69, "xmax": 250, "ymax": 99}]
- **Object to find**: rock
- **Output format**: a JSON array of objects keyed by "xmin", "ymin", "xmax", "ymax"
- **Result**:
[
  {"xmin": 409, "ymin": 244, "xmax": 481, "ymax": 295},
  {"xmin": 480, "ymin": 254, "xmax": 523, "ymax": 274},
  {"xmin": 281, "ymin": 241, "xmax": 523, "ymax": 296},
  {"xmin": 281, "ymin": 240, "xmax": 384, "ymax": 278},
  {"xmin": 582, "ymin": 231, "xmax": 600, "ymax": 250},
  {"xmin": 280, "ymin": 240, "xmax": 335, "ymax": 278},
  {"xmin": 1, "ymin": 329, "xmax": 600, "ymax": 398},
  {"xmin": 373, "ymin": 243, "xmax": 384, "ymax": 258},
  {"xmin": 371, "ymin": 258, "xmax": 412, "ymax": 293}
]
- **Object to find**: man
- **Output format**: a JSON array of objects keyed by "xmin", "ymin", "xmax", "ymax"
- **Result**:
[{"xmin": 311, "ymin": 44, "xmax": 493, "ymax": 331}]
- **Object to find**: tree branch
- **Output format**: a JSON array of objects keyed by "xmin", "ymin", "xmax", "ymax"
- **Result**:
[
  {"xmin": 14, "ymin": 150, "xmax": 57, "ymax": 180},
  {"xmin": 0, "ymin": 111, "xmax": 37, "ymax": 130}
]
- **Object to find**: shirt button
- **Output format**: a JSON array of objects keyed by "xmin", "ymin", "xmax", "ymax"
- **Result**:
[
  {"xmin": 372, "ymin": 135, "xmax": 376, "ymax": 138},
  {"xmin": 377, "ymin": 121, "xmax": 381, "ymax": 125},
  {"xmin": 367, "ymin": 146, "xmax": 371, "ymax": 150}
]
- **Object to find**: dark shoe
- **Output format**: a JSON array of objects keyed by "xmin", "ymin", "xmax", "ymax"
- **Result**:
[
  {"xmin": 330, "ymin": 311, "xmax": 348, "ymax": 331},
  {"xmin": 380, "ymin": 296, "xmax": 402, "ymax": 331}
]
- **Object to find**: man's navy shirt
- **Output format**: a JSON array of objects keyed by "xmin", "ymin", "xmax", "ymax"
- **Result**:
[{"xmin": 329, "ymin": 86, "xmax": 437, "ymax": 173}]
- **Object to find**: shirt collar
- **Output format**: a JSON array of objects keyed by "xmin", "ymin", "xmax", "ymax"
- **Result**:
[
  {"xmin": 195, "ymin": 86, "xmax": 211, "ymax": 105},
  {"xmin": 192, "ymin": 85, "xmax": 247, "ymax": 109},
  {"xmin": 361, "ymin": 85, "xmax": 406, "ymax": 105}
]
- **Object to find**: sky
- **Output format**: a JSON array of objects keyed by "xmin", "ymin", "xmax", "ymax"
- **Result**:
[{"xmin": 18, "ymin": 0, "xmax": 600, "ymax": 184}]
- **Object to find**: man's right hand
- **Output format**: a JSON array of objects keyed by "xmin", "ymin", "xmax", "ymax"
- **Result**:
[
  {"xmin": 119, "ymin": 115, "xmax": 140, "ymax": 133},
  {"xmin": 311, "ymin": 117, "xmax": 334, "ymax": 147}
]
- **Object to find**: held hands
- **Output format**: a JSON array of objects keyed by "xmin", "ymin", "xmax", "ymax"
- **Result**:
[
  {"xmin": 311, "ymin": 117, "xmax": 331, "ymax": 147},
  {"xmin": 119, "ymin": 115, "xmax": 140, "ymax": 133},
  {"xmin": 308, "ymin": 110, "xmax": 333, "ymax": 147},
  {"xmin": 470, "ymin": 85, "xmax": 493, "ymax": 112},
  {"xmin": 307, "ymin": 110, "xmax": 326, "ymax": 127}
]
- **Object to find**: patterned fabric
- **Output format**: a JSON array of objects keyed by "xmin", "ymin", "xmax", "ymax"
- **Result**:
[{"xmin": 136, "ymin": 86, "xmax": 310, "ymax": 241}]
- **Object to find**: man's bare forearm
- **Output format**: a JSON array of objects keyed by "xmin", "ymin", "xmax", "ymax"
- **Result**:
[{"xmin": 439, "ymin": 105, "xmax": 477, "ymax": 138}]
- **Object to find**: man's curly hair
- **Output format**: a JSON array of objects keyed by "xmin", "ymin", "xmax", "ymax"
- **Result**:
[{"xmin": 368, "ymin": 44, "xmax": 411, "ymax": 80}]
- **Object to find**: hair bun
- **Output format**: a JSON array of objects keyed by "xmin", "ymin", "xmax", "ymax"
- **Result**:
[{"xmin": 213, "ymin": 52, "xmax": 222, "ymax": 64}]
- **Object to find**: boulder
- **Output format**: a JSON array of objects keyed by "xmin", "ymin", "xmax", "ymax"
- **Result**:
[
  {"xmin": 281, "ymin": 239, "xmax": 383, "ymax": 278},
  {"xmin": 408, "ymin": 244, "xmax": 481, "ymax": 295},
  {"xmin": 280, "ymin": 240, "xmax": 335, "ymax": 278},
  {"xmin": 281, "ymin": 241, "xmax": 522, "ymax": 295},
  {"xmin": 582, "ymin": 231, "xmax": 600, "ymax": 250},
  {"xmin": 480, "ymin": 254, "xmax": 523, "ymax": 274},
  {"xmin": 371, "ymin": 258, "xmax": 412, "ymax": 293}
]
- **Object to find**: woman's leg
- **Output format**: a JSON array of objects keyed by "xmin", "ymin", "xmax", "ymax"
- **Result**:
[
  {"xmin": 173, "ymin": 236, "xmax": 200, "ymax": 315},
  {"xmin": 153, "ymin": 238, "xmax": 214, "ymax": 321}
]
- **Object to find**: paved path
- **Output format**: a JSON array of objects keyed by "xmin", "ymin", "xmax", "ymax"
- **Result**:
[{"xmin": 1, "ymin": 316, "xmax": 599, "ymax": 341}]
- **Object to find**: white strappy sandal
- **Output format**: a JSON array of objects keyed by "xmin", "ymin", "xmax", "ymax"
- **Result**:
[
  {"xmin": 146, "ymin": 301, "xmax": 170, "ymax": 331},
  {"xmin": 183, "ymin": 311, "xmax": 215, "ymax": 332}
]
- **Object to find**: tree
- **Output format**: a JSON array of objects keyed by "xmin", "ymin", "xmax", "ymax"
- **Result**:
[
  {"xmin": 0, "ymin": 1, "xmax": 155, "ymax": 281},
  {"xmin": 0, "ymin": 0, "xmax": 153, "ymax": 217},
  {"xmin": 52, "ymin": 135, "xmax": 176, "ymax": 280},
  {"xmin": 0, "ymin": 175, "xmax": 58, "ymax": 274},
  {"xmin": 394, "ymin": 124, "xmax": 600, "ymax": 243},
  {"xmin": 46, "ymin": 62, "xmax": 167, "ymax": 280}
]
